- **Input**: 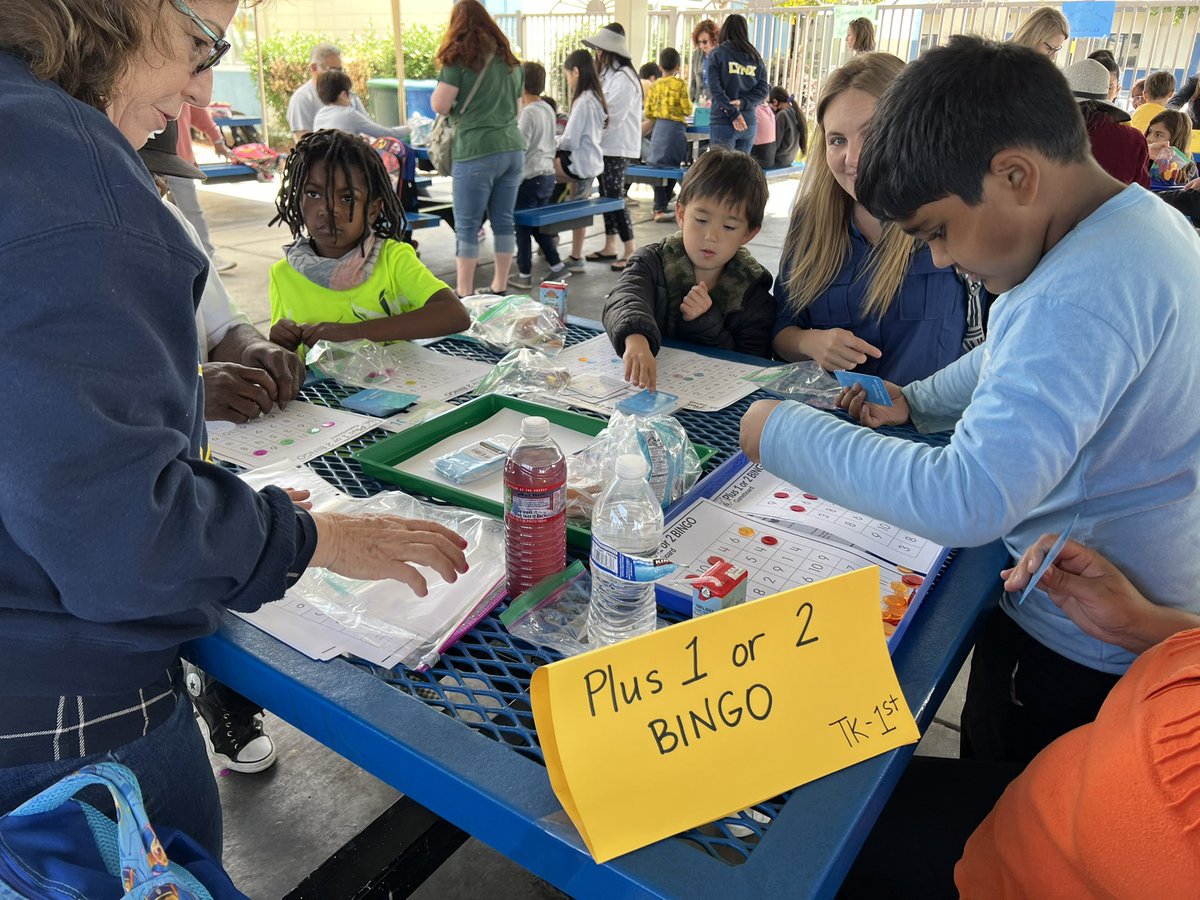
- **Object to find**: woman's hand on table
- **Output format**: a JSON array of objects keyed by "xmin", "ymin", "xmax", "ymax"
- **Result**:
[
  {"xmin": 797, "ymin": 327, "xmax": 882, "ymax": 371},
  {"xmin": 1001, "ymin": 535, "xmax": 1200, "ymax": 654},
  {"xmin": 838, "ymin": 381, "xmax": 910, "ymax": 429},
  {"xmin": 283, "ymin": 488, "xmax": 312, "ymax": 510},
  {"xmin": 309, "ymin": 513, "xmax": 470, "ymax": 597},
  {"xmin": 739, "ymin": 398, "xmax": 782, "ymax": 464}
]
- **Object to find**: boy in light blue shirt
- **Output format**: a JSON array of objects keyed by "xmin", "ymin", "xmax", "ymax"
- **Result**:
[{"xmin": 740, "ymin": 36, "xmax": 1200, "ymax": 766}]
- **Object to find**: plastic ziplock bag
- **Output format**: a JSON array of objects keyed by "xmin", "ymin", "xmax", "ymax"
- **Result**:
[
  {"xmin": 463, "ymin": 294, "xmax": 566, "ymax": 352},
  {"xmin": 746, "ymin": 361, "xmax": 843, "ymax": 409},
  {"xmin": 242, "ymin": 464, "xmax": 507, "ymax": 673},
  {"xmin": 500, "ymin": 561, "xmax": 592, "ymax": 657},
  {"xmin": 1151, "ymin": 145, "xmax": 1199, "ymax": 186},
  {"xmin": 407, "ymin": 112, "xmax": 434, "ymax": 147},
  {"xmin": 567, "ymin": 411, "xmax": 701, "ymax": 520},
  {"xmin": 304, "ymin": 339, "xmax": 400, "ymax": 389},
  {"xmin": 472, "ymin": 348, "xmax": 571, "ymax": 403}
]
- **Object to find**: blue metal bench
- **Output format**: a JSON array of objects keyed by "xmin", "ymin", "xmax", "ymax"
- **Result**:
[
  {"xmin": 406, "ymin": 211, "xmax": 443, "ymax": 230},
  {"xmin": 198, "ymin": 161, "xmax": 257, "ymax": 179},
  {"xmin": 513, "ymin": 197, "xmax": 625, "ymax": 234},
  {"xmin": 627, "ymin": 160, "xmax": 805, "ymax": 184}
]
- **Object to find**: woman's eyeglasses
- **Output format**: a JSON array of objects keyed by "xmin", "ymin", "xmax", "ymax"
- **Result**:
[{"xmin": 173, "ymin": 0, "xmax": 231, "ymax": 74}]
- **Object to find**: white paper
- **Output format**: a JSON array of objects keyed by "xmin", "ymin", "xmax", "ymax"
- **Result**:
[
  {"xmin": 561, "ymin": 334, "xmax": 762, "ymax": 413},
  {"xmin": 208, "ymin": 401, "xmax": 378, "ymax": 469},
  {"xmin": 391, "ymin": 407, "xmax": 597, "ymax": 504},
  {"xmin": 712, "ymin": 464, "xmax": 944, "ymax": 574}
]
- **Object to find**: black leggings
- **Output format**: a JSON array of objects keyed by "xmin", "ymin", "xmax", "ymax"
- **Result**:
[
  {"xmin": 960, "ymin": 605, "xmax": 1121, "ymax": 765},
  {"xmin": 600, "ymin": 155, "xmax": 634, "ymax": 242}
]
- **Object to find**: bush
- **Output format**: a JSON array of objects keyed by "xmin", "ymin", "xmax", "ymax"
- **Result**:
[{"xmin": 250, "ymin": 23, "xmax": 446, "ymax": 144}]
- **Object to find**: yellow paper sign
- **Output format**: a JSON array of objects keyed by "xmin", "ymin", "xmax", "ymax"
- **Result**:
[{"xmin": 530, "ymin": 567, "xmax": 920, "ymax": 863}]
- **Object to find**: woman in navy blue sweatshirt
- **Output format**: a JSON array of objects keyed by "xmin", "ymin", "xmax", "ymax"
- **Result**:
[
  {"xmin": 0, "ymin": 0, "xmax": 468, "ymax": 858},
  {"xmin": 705, "ymin": 15, "xmax": 769, "ymax": 152}
]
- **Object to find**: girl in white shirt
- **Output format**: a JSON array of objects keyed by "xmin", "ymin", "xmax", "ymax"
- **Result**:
[
  {"xmin": 581, "ymin": 25, "xmax": 643, "ymax": 271},
  {"xmin": 556, "ymin": 48, "xmax": 609, "ymax": 269}
]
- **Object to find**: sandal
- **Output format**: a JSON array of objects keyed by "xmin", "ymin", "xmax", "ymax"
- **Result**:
[
  {"xmin": 585, "ymin": 251, "xmax": 618, "ymax": 261},
  {"xmin": 610, "ymin": 259, "xmax": 630, "ymax": 272}
]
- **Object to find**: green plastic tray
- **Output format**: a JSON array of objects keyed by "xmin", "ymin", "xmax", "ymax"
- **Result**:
[{"xmin": 354, "ymin": 395, "xmax": 715, "ymax": 550}]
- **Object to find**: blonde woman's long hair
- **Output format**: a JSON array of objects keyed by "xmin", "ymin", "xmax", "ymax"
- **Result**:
[
  {"xmin": 782, "ymin": 52, "xmax": 912, "ymax": 319},
  {"xmin": 1011, "ymin": 7, "xmax": 1069, "ymax": 51}
]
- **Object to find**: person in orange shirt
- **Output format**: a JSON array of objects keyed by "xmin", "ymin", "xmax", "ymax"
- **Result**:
[{"xmin": 842, "ymin": 536, "xmax": 1200, "ymax": 898}]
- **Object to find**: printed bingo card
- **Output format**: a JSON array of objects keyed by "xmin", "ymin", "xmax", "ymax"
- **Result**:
[
  {"xmin": 658, "ymin": 499, "xmax": 910, "ymax": 605},
  {"xmin": 716, "ymin": 466, "xmax": 945, "ymax": 575},
  {"xmin": 207, "ymin": 401, "xmax": 378, "ymax": 469},
  {"xmin": 562, "ymin": 334, "xmax": 762, "ymax": 414}
]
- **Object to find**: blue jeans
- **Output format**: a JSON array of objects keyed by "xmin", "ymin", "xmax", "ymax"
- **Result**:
[
  {"xmin": 515, "ymin": 174, "xmax": 561, "ymax": 275},
  {"xmin": 709, "ymin": 115, "xmax": 758, "ymax": 153},
  {"xmin": 0, "ymin": 687, "xmax": 222, "ymax": 859},
  {"xmin": 452, "ymin": 149, "xmax": 525, "ymax": 258}
]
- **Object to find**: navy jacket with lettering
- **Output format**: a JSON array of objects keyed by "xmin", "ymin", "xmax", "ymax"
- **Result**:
[{"xmin": 706, "ymin": 44, "xmax": 769, "ymax": 125}]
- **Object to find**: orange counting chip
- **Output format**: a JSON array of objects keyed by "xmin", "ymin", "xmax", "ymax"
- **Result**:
[{"xmin": 737, "ymin": 526, "xmax": 755, "ymax": 537}]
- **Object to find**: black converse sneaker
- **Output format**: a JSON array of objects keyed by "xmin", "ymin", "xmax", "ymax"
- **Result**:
[{"xmin": 187, "ymin": 670, "xmax": 277, "ymax": 774}]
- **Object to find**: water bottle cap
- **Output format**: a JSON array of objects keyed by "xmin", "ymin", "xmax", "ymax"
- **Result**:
[
  {"xmin": 521, "ymin": 416, "xmax": 550, "ymax": 440},
  {"xmin": 615, "ymin": 453, "xmax": 648, "ymax": 480}
]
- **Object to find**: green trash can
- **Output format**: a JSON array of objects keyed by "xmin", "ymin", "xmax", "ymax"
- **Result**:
[{"xmin": 367, "ymin": 78, "xmax": 440, "ymax": 127}]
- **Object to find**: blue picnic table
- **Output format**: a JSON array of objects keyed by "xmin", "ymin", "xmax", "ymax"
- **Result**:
[{"xmin": 184, "ymin": 322, "xmax": 1005, "ymax": 898}]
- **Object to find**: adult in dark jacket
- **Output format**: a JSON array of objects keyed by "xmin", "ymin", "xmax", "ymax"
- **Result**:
[
  {"xmin": 0, "ymin": 0, "xmax": 467, "ymax": 858},
  {"xmin": 1168, "ymin": 72, "xmax": 1199, "ymax": 128},
  {"xmin": 706, "ymin": 14, "xmax": 769, "ymax": 152},
  {"xmin": 769, "ymin": 86, "xmax": 806, "ymax": 167}
]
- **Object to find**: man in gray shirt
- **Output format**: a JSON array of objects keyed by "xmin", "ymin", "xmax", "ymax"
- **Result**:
[{"xmin": 288, "ymin": 42, "xmax": 367, "ymax": 141}]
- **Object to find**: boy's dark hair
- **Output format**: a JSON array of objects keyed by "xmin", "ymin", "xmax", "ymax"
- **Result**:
[
  {"xmin": 639, "ymin": 61, "xmax": 662, "ymax": 81},
  {"xmin": 315, "ymin": 69, "xmax": 352, "ymax": 105},
  {"xmin": 857, "ymin": 36, "xmax": 1088, "ymax": 222},
  {"xmin": 658, "ymin": 47, "xmax": 680, "ymax": 72},
  {"xmin": 677, "ymin": 148, "xmax": 768, "ymax": 228},
  {"xmin": 270, "ymin": 129, "xmax": 407, "ymax": 244},
  {"xmin": 541, "ymin": 94, "xmax": 558, "ymax": 113},
  {"xmin": 1145, "ymin": 70, "xmax": 1176, "ymax": 100},
  {"xmin": 523, "ymin": 61, "xmax": 546, "ymax": 96},
  {"xmin": 1087, "ymin": 49, "xmax": 1119, "ymax": 76}
]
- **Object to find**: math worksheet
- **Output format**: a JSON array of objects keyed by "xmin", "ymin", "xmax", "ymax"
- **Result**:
[
  {"xmin": 207, "ymin": 401, "xmax": 378, "ymax": 469},
  {"xmin": 710, "ymin": 463, "xmax": 945, "ymax": 575},
  {"xmin": 658, "ymin": 499, "xmax": 914, "ymax": 607},
  {"xmin": 335, "ymin": 341, "xmax": 493, "ymax": 402},
  {"xmin": 561, "ymin": 334, "xmax": 762, "ymax": 414}
]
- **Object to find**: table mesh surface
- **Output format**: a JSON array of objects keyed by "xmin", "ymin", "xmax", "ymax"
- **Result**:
[{"xmin": 251, "ymin": 325, "xmax": 953, "ymax": 864}]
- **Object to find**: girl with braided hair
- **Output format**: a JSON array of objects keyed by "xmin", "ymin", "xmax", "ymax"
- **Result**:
[{"xmin": 268, "ymin": 128, "xmax": 469, "ymax": 353}]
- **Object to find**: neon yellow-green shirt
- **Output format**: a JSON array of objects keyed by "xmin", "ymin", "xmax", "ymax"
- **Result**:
[{"xmin": 269, "ymin": 239, "xmax": 449, "ymax": 327}]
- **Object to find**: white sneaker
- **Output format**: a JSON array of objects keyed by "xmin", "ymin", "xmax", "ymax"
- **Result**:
[
  {"xmin": 547, "ymin": 262, "xmax": 569, "ymax": 278},
  {"xmin": 212, "ymin": 254, "xmax": 237, "ymax": 273}
]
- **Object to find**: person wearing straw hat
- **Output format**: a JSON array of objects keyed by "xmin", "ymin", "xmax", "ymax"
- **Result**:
[
  {"xmin": 579, "ymin": 24, "xmax": 642, "ymax": 271},
  {"xmin": 1063, "ymin": 58, "xmax": 1149, "ymax": 187}
]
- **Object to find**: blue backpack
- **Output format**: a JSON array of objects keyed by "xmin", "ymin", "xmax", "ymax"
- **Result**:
[{"xmin": 0, "ymin": 762, "xmax": 245, "ymax": 899}]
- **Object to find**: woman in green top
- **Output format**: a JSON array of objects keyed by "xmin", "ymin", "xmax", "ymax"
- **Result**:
[{"xmin": 431, "ymin": 0, "xmax": 525, "ymax": 296}]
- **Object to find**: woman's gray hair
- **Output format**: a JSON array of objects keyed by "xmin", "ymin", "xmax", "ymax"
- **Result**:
[{"xmin": 0, "ymin": 0, "xmax": 160, "ymax": 110}]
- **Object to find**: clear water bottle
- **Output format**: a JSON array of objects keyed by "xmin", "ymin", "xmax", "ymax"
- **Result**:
[
  {"xmin": 504, "ymin": 416, "xmax": 566, "ymax": 597},
  {"xmin": 588, "ymin": 454, "xmax": 663, "ymax": 646}
]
